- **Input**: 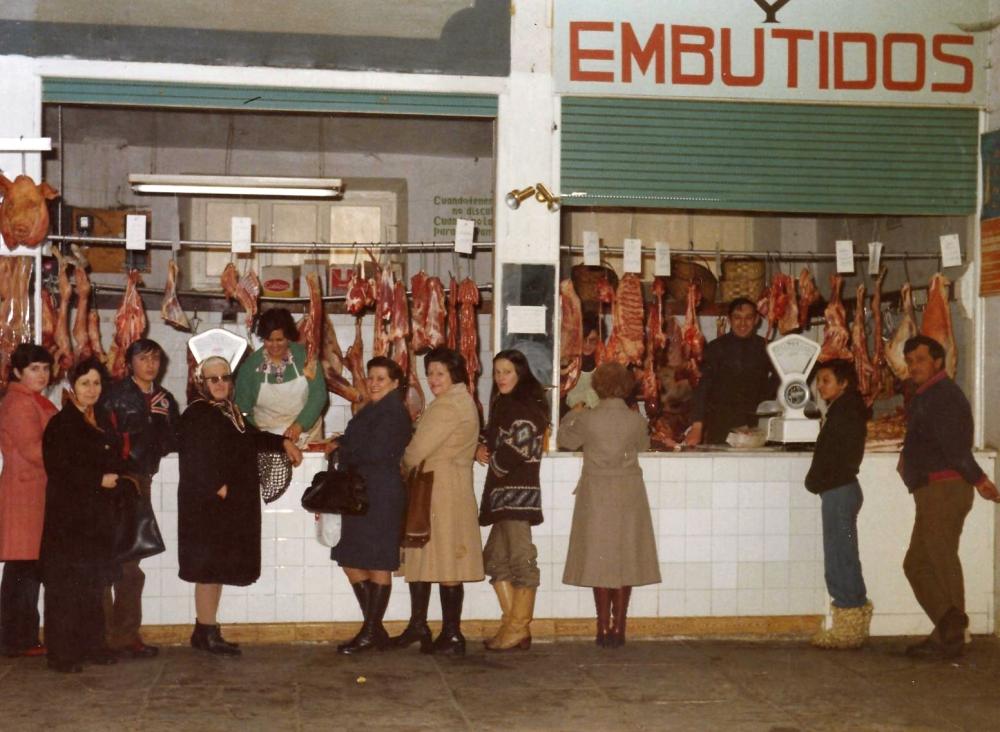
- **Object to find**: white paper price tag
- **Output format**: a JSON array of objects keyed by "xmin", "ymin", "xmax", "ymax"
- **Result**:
[
  {"xmin": 835, "ymin": 240, "xmax": 855, "ymax": 273},
  {"xmin": 654, "ymin": 242, "xmax": 671, "ymax": 277},
  {"xmin": 231, "ymin": 217, "xmax": 252, "ymax": 254},
  {"xmin": 125, "ymin": 215, "xmax": 147, "ymax": 251},
  {"xmin": 867, "ymin": 242, "xmax": 883, "ymax": 275},
  {"xmin": 505, "ymin": 305, "xmax": 547, "ymax": 334},
  {"xmin": 623, "ymin": 238, "xmax": 642, "ymax": 273},
  {"xmin": 583, "ymin": 230, "xmax": 600, "ymax": 266},
  {"xmin": 940, "ymin": 234, "xmax": 962, "ymax": 268},
  {"xmin": 454, "ymin": 218, "xmax": 474, "ymax": 254}
]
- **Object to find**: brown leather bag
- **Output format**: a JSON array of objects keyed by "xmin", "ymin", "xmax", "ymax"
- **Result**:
[{"xmin": 401, "ymin": 461, "xmax": 433, "ymax": 548}]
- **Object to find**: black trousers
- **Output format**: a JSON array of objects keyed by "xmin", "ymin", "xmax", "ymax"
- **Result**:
[
  {"xmin": 1, "ymin": 560, "xmax": 41, "ymax": 653},
  {"xmin": 43, "ymin": 565, "xmax": 107, "ymax": 664}
]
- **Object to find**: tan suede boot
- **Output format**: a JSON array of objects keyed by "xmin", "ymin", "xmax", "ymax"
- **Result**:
[
  {"xmin": 485, "ymin": 586, "xmax": 535, "ymax": 652},
  {"xmin": 484, "ymin": 580, "xmax": 515, "ymax": 647}
]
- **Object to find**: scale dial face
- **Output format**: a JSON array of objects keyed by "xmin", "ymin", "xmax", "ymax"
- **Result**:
[
  {"xmin": 769, "ymin": 337, "xmax": 821, "ymax": 378},
  {"xmin": 783, "ymin": 380, "xmax": 810, "ymax": 409}
]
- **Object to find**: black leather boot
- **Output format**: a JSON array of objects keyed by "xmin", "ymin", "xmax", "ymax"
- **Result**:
[
  {"xmin": 390, "ymin": 581, "xmax": 433, "ymax": 653},
  {"xmin": 433, "ymin": 584, "xmax": 465, "ymax": 657},
  {"xmin": 191, "ymin": 621, "xmax": 241, "ymax": 656},
  {"xmin": 339, "ymin": 583, "xmax": 392, "ymax": 655},
  {"xmin": 337, "ymin": 581, "xmax": 371, "ymax": 653}
]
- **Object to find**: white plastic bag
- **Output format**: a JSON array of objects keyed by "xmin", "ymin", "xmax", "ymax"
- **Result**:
[{"xmin": 315, "ymin": 513, "xmax": 342, "ymax": 548}]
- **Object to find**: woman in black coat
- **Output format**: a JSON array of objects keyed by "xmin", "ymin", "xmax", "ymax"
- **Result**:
[
  {"xmin": 40, "ymin": 358, "xmax": 124, "ymax": 673},
  {"xmin": 178, "ymin": 355, "xmax": 301, "ymax": 655},
  {"xmin": 330, "ymin": 356, "xmax": 412, "ymax": 654}
]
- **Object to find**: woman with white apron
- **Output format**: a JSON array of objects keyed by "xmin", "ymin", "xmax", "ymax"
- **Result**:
[{"xmin": 234, "ymin": 308, "xmax": 328, "ymax": 447}]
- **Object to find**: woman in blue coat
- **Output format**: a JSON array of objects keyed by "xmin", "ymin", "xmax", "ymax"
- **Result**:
[{"xmin": 329, "ymin": 356, "xmax": 412, "ymax": 654}]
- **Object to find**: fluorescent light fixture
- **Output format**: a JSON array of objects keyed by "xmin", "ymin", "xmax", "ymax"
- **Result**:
[
  {"xmin": 129, "ymin": 174, "xmax": 342, "ymax": 198},
  {"xmin": 0, "ymin": 137, "xmax": 52, "ymax": 152}
]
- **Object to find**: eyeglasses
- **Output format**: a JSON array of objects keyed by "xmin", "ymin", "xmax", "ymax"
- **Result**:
[{"xmin": 204, "ymin": 375, "xmax": 233, "ymax": 384}]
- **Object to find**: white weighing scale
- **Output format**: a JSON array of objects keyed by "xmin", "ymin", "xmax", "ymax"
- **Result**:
[{"xmin": 758, "ymin": 334, "xmax": 822, "ymax": 444}]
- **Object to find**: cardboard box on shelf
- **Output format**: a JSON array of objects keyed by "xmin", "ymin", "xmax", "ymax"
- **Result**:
[
  {"xmin": 299, "ymin": 260, "xmax": 330, "ymax": 296},
  {"xmin": 261, "ymin": 266, "xmax": 299, "ymax": 297}
]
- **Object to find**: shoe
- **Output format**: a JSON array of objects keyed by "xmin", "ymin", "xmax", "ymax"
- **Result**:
[
  {"xmin": 121, "ymin": 641, "xmax": 159, "ymax": 659},
  {"xmin": 85, "ymin": 649, "xmax": 119, "ymax": 665},
  {"xmin": 47, "ymin": 658, "xmax": 83, "ymax": 674},
  {"xmin": 337, "ymin": 581, "xmax": 371, "ymax": 653},
  {"xmin": 905, "ymin": 635, "xmax": 944, "ymax": 658},
  {"xmin": 191, "ymin": 621, "xmax": 241, "ymax": 657},
  {"xmin": 432, "ymin": 584, "xmax": 466, "ymax": 656},
  {"xmin": 593, "ymin": 588, "xmax": 611, "ymax": 647},
  {"xmin": 5, "ymin": 644, "xmax": 46, "ymax": 658},
  {"xmin": 339, "ymin": 583, "xmax": 392, "ymax": 655},
  {"xmin": 484, "ymin": 580, "xmax": 515, "ymax": 648},
  {"xmin": 935, "ymin": 607, "xmax": 967, "ymax": 659},
  {"xmin": 390, "ymin": 582, "xmax": 433, "ymax": 654},
  {"xmin": 811, "ymin": 603, "xmax": 868, "ymax": 650},
  {"xmin": 609, "ymin": 587, "xmax": 632, "ymax": 648},
  {"xmin": 486, "ymin": 585, "xmax": 534, "ymax": 652}
]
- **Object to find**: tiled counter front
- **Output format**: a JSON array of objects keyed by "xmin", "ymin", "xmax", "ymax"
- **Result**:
[{"xmin": 129, "ymin": 451, "xmax": 994, "ymax": 637}]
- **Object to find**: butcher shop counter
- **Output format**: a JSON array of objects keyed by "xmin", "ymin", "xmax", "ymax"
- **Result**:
[{"xmin": 95, "ymin": 449, "xmax": 996, "ymax": 643}]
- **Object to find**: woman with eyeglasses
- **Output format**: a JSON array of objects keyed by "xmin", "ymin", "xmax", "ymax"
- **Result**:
[
  {"xmin": 178, "ymin": 355, "xmax": 302, "ymax": 655},
  {"xmin": 234, "ymin": 307, "xmax": 328, "ymax": 448}
]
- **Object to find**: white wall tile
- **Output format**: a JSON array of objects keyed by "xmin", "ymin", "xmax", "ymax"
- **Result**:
[
  {"xmin": 711, "ymin": 508, "xmax": 739, "ymax": 536},
  {"xmin": 712, "ymin": 458, "xmax": 739, "ymax": 482},
  {"xmin": 763, "ymin": 589, "xmax": 790, "ymax": 615},
  {"xmin": 659, "ymin": 536, "xmax": 685, "ymax": 562},
  {"xmin": 659, "ymin": 509, "xmax": 686, "ymax": 536},
  {"xmin": 764, "ymin": 536, "xmax": 790, "ymax": 562},
  {"xmin": 737, "ymin": 589, "xmax": 764, "ymax": 615},
  {"xmin": 711, "ymin": 589, "xmax": 739, "ymax": 616},
  {"xmin": 763, "ymin": 482, "xmax": 790, "ymax": 508},
  {"xmin": 685, "ymin": 537, "xmax": 712, "ymax": 562},
  {"xmin": 763, "ymin": 562, "xmax": 789, "ymax": 589},
  {"xmin": 764, "ymin": 508, "xmax": 790, "ymax": 536},
  {"xmin": 711, "ymin": 535, "xmax": 739, "ymax": 562},
  {"xmin": 738, "ymin": 508, "xmax": 764, "ymax": 536},
  {"xmin": 789, "ymin": 561, "xmax": 819, "ymax": 589},
  {"xmin": 711, "ymin": 482, "xmax": 739, "ymax": 508},
  {"xmin": 276, "ymin": 594, "xmax": 304, "ymax": 622},
  {"xmin": 685, "ymin": 483, "xmax": 712, "ymax": 509},
  {"xmin": 738, "ymin": 458, "xmax": 766, "ymax": 482},
  {"xmin": 684, "ymin": 590, "xmax": 711, "ymax": 615},
  {"xmin": 684, "ymin": 562, "xmax": 712, "ymax": 590},
  {"xmin": 737, "ymin": 562, "xmax": 764, "ymax": 589},
  {"xmin": 660, "ymin": 590, "xmax": 686, "ymax": 616},
  {"xmin": 276, "ymin": 566, "xmax": 305, "ymax": 595},
  {"xmin": 661, "ymin": 562, "xmax": 685, "ymax": 590},
  {"xmin": 738, "ymin": 482, "xmax": 764, "ymax": 508},
  {"xmin": 685, "ymin": 509, "xmax": 712, "ymax": 536},
  {"xmin": 685, "ymin": 458, "xmax": 713, "ymax": 482},
  {"xmin": 712, "ymin": 562, "xmax": 738, "ymax": 589},
  {"xmin": 738, "ymin": 535, "xmax": 764, "ymax": 562}
]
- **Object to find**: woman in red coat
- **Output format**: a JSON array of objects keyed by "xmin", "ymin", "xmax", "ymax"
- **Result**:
[{"xmin": 0, "ymin": 344, "xmax": 56, "ymax": 657}]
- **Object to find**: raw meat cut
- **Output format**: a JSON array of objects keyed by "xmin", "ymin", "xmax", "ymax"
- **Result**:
[
  {"xmin": 410, "ymin": 271, "xmax": 431, "ymax": 353},
  {"xmin": 886, "ymin": 282, "xmax": 918, "ymax": 381},
  {"xmin": 797, "ymin": 268, "xmax": 820, "ymax": 330},
  {"xmin": 920, "ymin": 273, "xmax": 957, "ymax": 379},
  {"xmin": 605, "ymin": 274, "xmax": 645, "ymax": 366},
  {"xmin": 298, "ymin": 272, "xmax": 324, "ymax": 380},
  {"xmin": 457, "ymin": 278, "xmax": 481, "ymax": 401},
  {"xmin": 0, "ymin": 174, "xmax": 58, "ymax": 249},
  {"xmin": 221, "ymin": 263, "xmax": 260, "ymax": 332},
  {"xmin": 390, "ymin": 279, "xmax": 410, "ymax": 375},
  {"xmin": 72, "ymin": 265, "xmax": 93, "ymax": 361},
  {"xmin": 593, "ymin": 276, "xmax": 616, "ymax": 367},
  {"xmin": 818, "ymin": 275, "xmax": 852, "ymax": 363},
  {"xmin": 851, "ymin": 283, "xmax": 876, "ymax": 405},
  {"xmin": 559, "ymin": 279, "xmax": 583, "ymax": 396},
  {"xmin": 446, "ymin": 275, "xmax": 459, "ymax": 350},
  {"xmin": 0, "ymin": 257, "xmax": 34, "ymax": 387},
  {"xmin": 346, "ymin": 317, "xmax": 370, "ymax": 414},
  {"xmin": 87, "ymin": 310, "xmax": 106, "ymax": 363},
  {"xmin": 372, "ymin": 266, "xmax": 394, "ymax": 358},
  {"xmin": 161, "ymin": 259, "xmax": 190, "ymax": 331},
  {"xmin": 765, "ymin": 272, "xmax": 797, "ymax": 338},
  {"xmin": 870, "ymin": 267, "xmax": 892, "ymax": 400},
  {"xmin": 320, "ymin": 315, "xmax": 360, "ymax": 405},
  {"xmin": 109, "ymin": 270, "xmax": 147, "ymax": 380},
  {"xmin": 346, "ymin": 268, "xmax": 372, "ymax": 316},
  {"xmin": 52, "ymin": 251, "xmax": 73, "ymax": 372},
  {"xmin": 40, "ymin": 289, "xmax": 57, "ymax": 357},
  {"xmin": 405, "ymin": 346, "xmax": 425, "ymax": 422},
  {"xmin": 424, "ymin": 277, "xmax": 447, "ymax": 350},
  {"xmin": 681, "ymin": 283, "xmax": 706, "ymax": 386}
]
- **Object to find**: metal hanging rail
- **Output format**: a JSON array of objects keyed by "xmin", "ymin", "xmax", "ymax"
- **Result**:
[
  {"xmin": 560, "ymin": 244, "xmax": 941, "ymax": 262},
  {"xmin": 46, "ymin": 235, "xmax": 495, "ymax": 252}
]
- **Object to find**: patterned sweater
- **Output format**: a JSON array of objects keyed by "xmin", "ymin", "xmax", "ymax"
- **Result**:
[{"xmin": 478, "ymin": 393, "xmax": 547, "ymax": 526}]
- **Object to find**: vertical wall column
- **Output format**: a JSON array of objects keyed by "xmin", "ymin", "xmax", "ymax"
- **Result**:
[{"xmin": 0, "ymin": 58, "xmax": 43, "ymax": 180}]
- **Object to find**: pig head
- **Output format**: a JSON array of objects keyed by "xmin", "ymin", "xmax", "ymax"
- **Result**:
[{"xmin": 0, "ymin": 174, "xmax": 59, "ymax": 250}]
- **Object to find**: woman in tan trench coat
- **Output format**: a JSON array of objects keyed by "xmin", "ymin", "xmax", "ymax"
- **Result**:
[
  {"xmin": 392, "ymin": 347, "xmax": 483, "ymax": 656},
  {"xmin": 557, "ymin": 362, "xmax": 660, "ymax": 648}
]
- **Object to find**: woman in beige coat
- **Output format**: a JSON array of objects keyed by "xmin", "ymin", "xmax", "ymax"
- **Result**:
[
  {"xmin": 557, "ymin": 362, "xmax": 660, "ymax": 648},
  {"xmin": 392, "ymin": 347, "xmax": 483, "ymax": 656}
]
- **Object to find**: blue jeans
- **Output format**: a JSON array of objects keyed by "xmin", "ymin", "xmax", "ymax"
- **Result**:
[{"xmin": 820, "ymin": 481, "xmax": 868, "ymax": 608}]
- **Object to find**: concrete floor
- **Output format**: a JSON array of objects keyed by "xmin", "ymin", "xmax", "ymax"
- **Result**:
[{"xmin": 1, "ymin": 637, "xmax": 998, "ymax": 731}]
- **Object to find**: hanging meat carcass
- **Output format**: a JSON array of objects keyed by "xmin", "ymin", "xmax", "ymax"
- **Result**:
[
  {"xmin": 108, "ymin": 270, "xmax": 147, "ymax": 380},
  {"xmin": 410, "ymin": 271, "xmax": 431, "ymax": 353},
  {"xmin": 639, "ymin": 305, "xmax": 662, "ymax": 416},
  {"xmin": 0, "ymin": 175, "xmax": 58, "ymax": 250},
  {"xmin": 593, "ymin": 276, "xmax": 616, "ymax": 367},
  {"xmin": 0, "ymin": 257, "xmax": 34, "ymax": 387},
  {"xmin": 345, "ymin": 317, "xmax": 370, "ymax": 414},
  {"xmin": 818, "ymin": 274, "xmax": 852, "ymax": 363},
  {"xmin": 298, "ymin": 272, "xmax": 324, "ymax": 380},
  {"xmin": 605, "ymin": 274, "xmax": 645, "ymax": 366},
  {"xmin": 390, "ymin": 279, "xmax": 411, "ymax": 375},
  {"xmin": 681, "ymin": 283, "xmax": 706, "ymax": 386},
  {"xmin": 764, "ymin": 272, "xmax": 797, "ymax": 338},
  {"xmin": 920, "ymin": 273, "xmax": 957, "ymax": 379},
  {"xmin": 320, "ymin": 315, "xmax": 361, "ymax": 406},
  {"xmin": 886, "ymin": 282, "xmax": 918, "ymax": 381},
  {"xmin": 446, "ymin": 275, "xmax": 459, "ymax": 350},
  {"xmin": 457, "ymin": 278, "xmax": 481, "ymax": 402},
  {"xmin": 72, "ymin": 266, "xmax": 93, "ymax": 361},
  {"xmin": 559, "ymin": 279, "xmax": 584, "ymax": 396},
  {"xmin": 870, "ymin": 266, "xmax": 892, "ymax": 401},
  {"xmin": 424, "ymin": 276, "xmax": 447, "ymax": 351},
  {"xmin": 221, "ymin": 263, "xmax": 260, "ymax": 332},
  {"xmin": 372, "ymin": 266, "xmax": 394, "ymax": 358},
  {"xmin": 51, "ymin": 252, "xmax": 73, "ymax": 373},
  {"xmin": 797, "ymin": 268, "xmax": 820, "ymax": 330},
  {"xmin": 405, "ymin": 345, "xmax": 425, "ymax": 422},
  {"xmin": 40, "ymin": 289, "xmax": 58, "ymax": 361},
  {"xmin": 346, "ymin": 268, "xmax": 373, "ymax": 316},
  {"xmin": 851, "ymin": 283, "xmax": 876, "ymax": 404},
  {"xmin": 161, "ymin": 259, "xmax": 190, "ymax": 331},
  {"xmin": 87, "ymin": 310, "xmax": 106, "ymax": 364}
]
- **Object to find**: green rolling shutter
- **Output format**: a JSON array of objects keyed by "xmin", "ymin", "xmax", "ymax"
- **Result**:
[
  {"xmin": 560, "ymin": 97, "xmax": 978, "ymax": 215},
  {"xmin": 43, "ymin": 78, "xmax": 497, "ymax": 118}
]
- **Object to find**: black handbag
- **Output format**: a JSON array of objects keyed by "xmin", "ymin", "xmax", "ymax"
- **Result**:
[
  {"xmin": 301, "ymin": 454, "xmax": 368, "ymax": 515},
  {"xmin": 113, "ymin": 475, "xmax": 166, "ymax": 564},
  {"xmin": 258, "ymin": 450, "xmax": 294, "ymax": 504}
]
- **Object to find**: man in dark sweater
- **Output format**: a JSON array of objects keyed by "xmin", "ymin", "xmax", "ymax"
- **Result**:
[
  {"xmin": 899, "ymin": 335, "xmax": 999, "ymax": 659},
  {"xmin": 101, "ymin": 338, "xmax": 180, "ymax": 659},
  {"xmin": 685, "ymin": 298, "xmax": 778, "ymax": 445}
]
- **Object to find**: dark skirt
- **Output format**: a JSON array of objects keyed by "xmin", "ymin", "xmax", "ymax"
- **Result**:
[{"xmin": 330, "ymin": 466, "xmax": 405, "ymax": 571}]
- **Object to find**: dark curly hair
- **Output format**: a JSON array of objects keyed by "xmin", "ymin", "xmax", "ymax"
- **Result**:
[
  {"xmin": 366, "ymin": 355, "xmax": 407, "ymax": 396},
  {"xmin": 256, "ymin": 307, "xmax": 299, "ymax": 341},
  {"xmin": 68, "ymin": 356, "xmax": 109, "ymax": 388},
  {"xmin": 424, "ymin": 347, "xmax": 468, "ymax": 387},
  {"xmin": 10, "ymin": 343, "xmax": 53, "ymax": 379}
]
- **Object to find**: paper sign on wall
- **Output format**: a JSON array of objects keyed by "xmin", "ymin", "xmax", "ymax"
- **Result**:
[
  {"xmin": 454, "ymin": 218, "xmax": 474, "ymax": 254},
  {"xmin": 125, "ymin": 215, "xmax": 147, "ymax": 251},
  {"xmin": 230, "ymin": 217, "xmax": 252, "ymax": 253},
  {"xmin": 835, "ymin": 240, "xmax": 855, "ymax": 273},
  {"xmin": 654, "ymin": 242, "xmax": 671, "ymax": 277},
  {"xmin": 867, "ymin": 242, "xmax": 883, "ymax": 275},
  {"xmin": 940, "ymin": 234, "xmax": 962, "ymax": 268},
  {"xmin": 583, "ymin": 230, "xmax": 600, "ymax": 266},
  {"xmin": 623, "ymin": 238, "xmax": 642, "ymax": 273},
  {"xmin": 506, "ymin": 305, "xmax": 547, "ymax": 335}
]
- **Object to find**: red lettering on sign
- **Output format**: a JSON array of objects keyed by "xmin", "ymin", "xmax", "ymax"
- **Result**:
[
  {"xmin": 931, "ymin": 35, "xmax": 974, "ymax": 93},
  {"xmin": 721, "ymin": 28, "xmax": 764, "ymax": 87},
  {"xmin": 771, "ymin": 28, "xmax": 813, "ymax": 88},
  {"xmin": 622, "ymin": 23, "xmax": 665, "ymax": 83},
  {"xmin": 882, "ymin": 33, "xmax": 925, "ymax": 91},
  {"xmin": 672, "ymin": 25, "xmax": 714, "ymax": 84},
  {"xmin": 834, "ymin": 32, "xmax": 877, "ymax": 90},
  {"xmin": 570, "ymin": 21, "xmax": 615, "ymax": 82},
  {"xmin": 819, "ymin": 31, "xmax": 829, "ymax": 89}
]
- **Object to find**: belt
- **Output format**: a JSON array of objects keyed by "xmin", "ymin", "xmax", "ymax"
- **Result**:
[{"xmin": 928, "ymin": 470, "xmax": 963, "ymax": 482}]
